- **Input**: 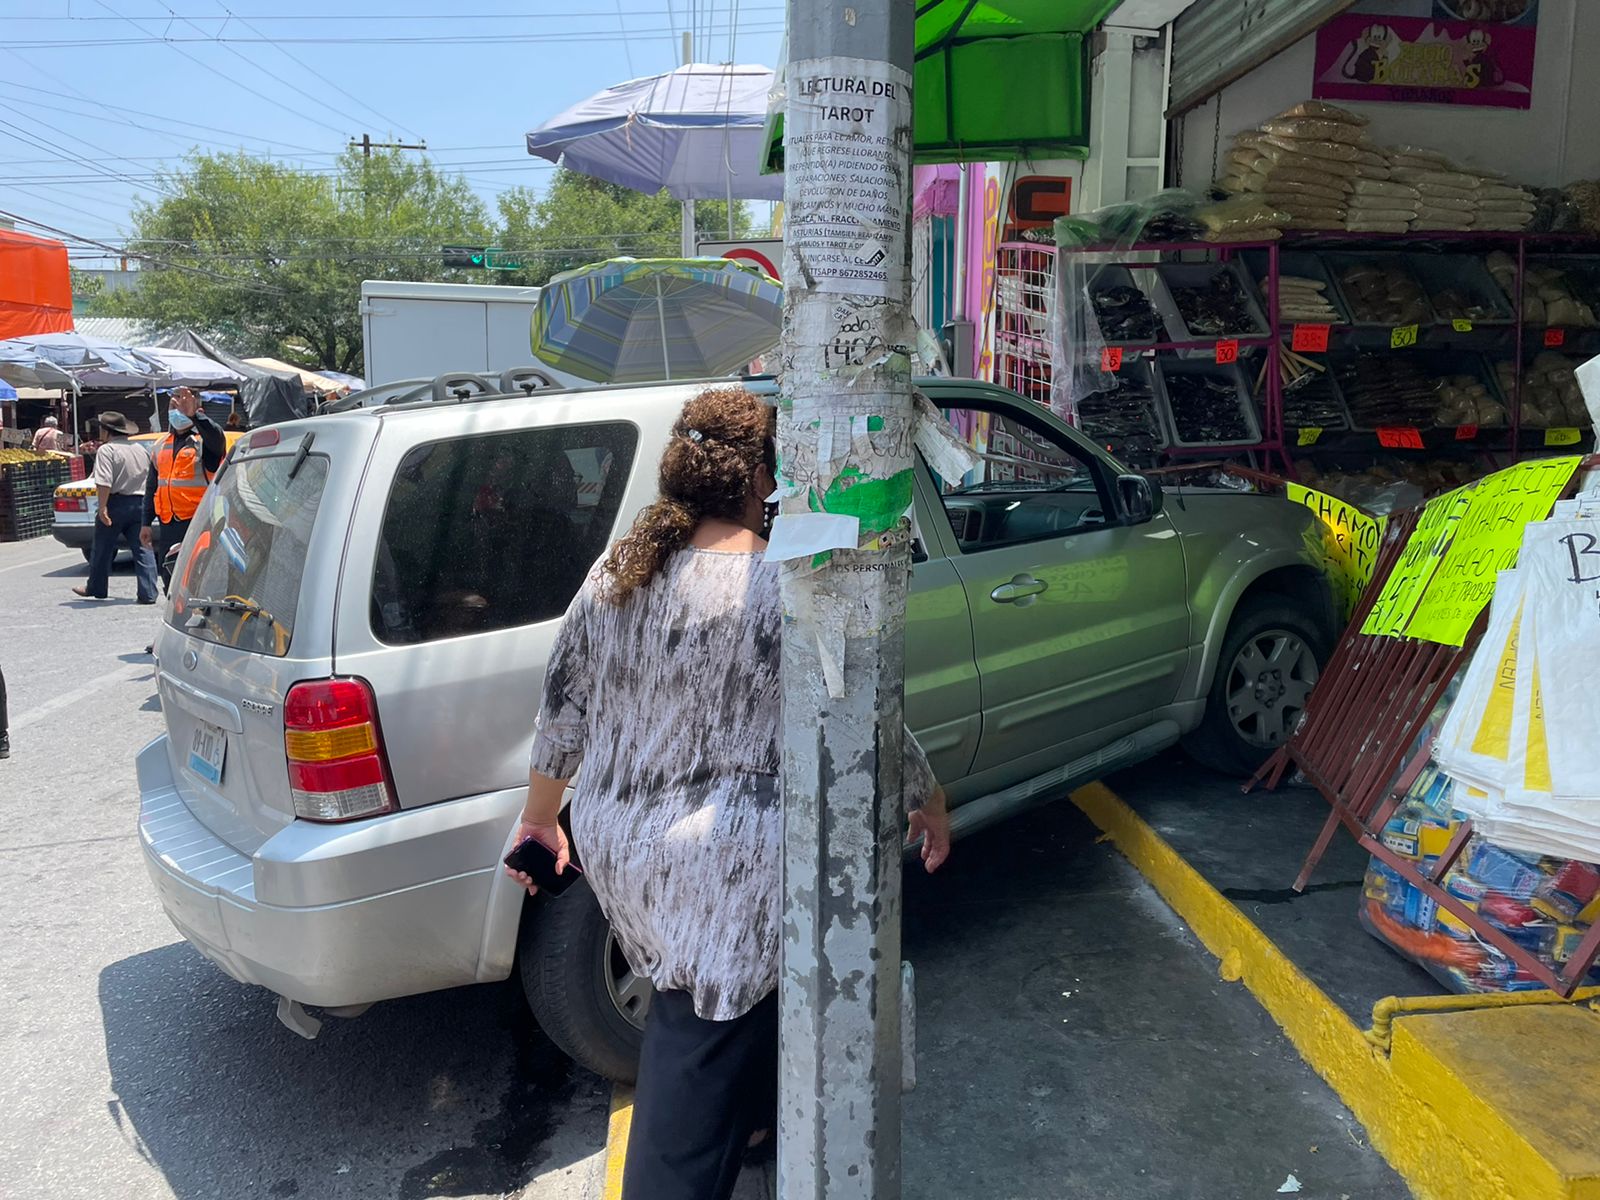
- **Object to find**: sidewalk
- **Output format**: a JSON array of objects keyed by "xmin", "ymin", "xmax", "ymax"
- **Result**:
[{"xmin": 601, "ymin": 777, "xmax": 1409, "ymax": 1199}]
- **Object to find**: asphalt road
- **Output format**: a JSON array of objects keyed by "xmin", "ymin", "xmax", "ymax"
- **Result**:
[
  {"xmin": 0, "ymin": 539, "xmax": 611, "ymax": 1200},
  {"xmin": 0, "ymin": 534, "xmax": 1407, "ymax": 1200}
]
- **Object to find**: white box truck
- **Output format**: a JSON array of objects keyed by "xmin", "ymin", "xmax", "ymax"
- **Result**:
[{"xmin": 360, "ymin": 279, "xmax": 586, "ymax": 388}]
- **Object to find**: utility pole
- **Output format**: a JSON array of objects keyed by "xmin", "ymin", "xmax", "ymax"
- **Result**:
[
  {"xmin": 773, "ymin": 1, "xmax": 916, "ymax": 1198},
  {"xmin": 680, "ymin": 31, "xmax": 697, "ymax": 257},
  {"xmin": 348, "ymin": 134, "xmax": 428, "ymax": 159}
]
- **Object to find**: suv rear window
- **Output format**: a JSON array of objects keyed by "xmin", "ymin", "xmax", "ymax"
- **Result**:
[
  {"xmin": 168, "ymin": 452, "xmax": 329, "ymax": 657},
  {"xmin": 372, "ymin": 422, "xmax": 637, "ymax": 644}
]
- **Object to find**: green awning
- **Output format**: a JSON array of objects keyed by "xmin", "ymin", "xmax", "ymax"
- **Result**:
[{"xmin": 765, "ymin": 0, "xmax": 1119, "ymax": 170}]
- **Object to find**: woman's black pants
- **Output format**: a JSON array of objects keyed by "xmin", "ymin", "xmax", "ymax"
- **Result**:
[{"xmin": 622, "ymin": 987, "xmax": 777, "ymax": 1200}]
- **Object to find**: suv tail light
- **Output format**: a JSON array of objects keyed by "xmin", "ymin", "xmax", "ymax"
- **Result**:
[
  {"xmin": 283, "ymin": 678, "xmax": 397, "ymax": 821},
  {"xmin": 54, "ymin": 495, "xmax": 87, "ymax": 512}
]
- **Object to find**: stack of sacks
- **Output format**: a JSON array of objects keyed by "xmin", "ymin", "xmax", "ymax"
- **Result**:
[
  {"xmin": 1348, "ymin": 179, "xmax": 1421, "ymax": 234},
  {"xmin": 1219, "ymin": 102, "xmax": 1385, "ymax": 231},
  {"xmin": 1387, "ymin": 146, "xmax": 1536, "ymax": 232}
]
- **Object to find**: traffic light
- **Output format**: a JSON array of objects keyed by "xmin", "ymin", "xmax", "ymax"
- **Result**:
[{"xmin": 442, "ymin": 245, "xmax": 487, "ymax": 269}]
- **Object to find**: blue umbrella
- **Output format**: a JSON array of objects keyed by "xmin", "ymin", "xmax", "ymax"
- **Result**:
[
  {"xmin": 0, "ymin": 380, "xmax": 17, "ymax": 401},
  {"xmin": 531, "ymin": 257, "xmax": 781, "ymax": 384},
  {"xmin": 527, "ymin": 63, "xmax": 782, "ymax": 202}
]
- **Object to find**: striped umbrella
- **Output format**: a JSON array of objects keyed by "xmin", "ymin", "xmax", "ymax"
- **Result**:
[{"xmin": 530, "ymin": 256, "xmax": 781, "ymax": 384}]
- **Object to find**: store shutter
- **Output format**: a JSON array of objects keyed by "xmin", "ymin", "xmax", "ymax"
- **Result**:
[{"xmin": 1166, "ymin": 0, "xmax": 1358, "ymax": 118}]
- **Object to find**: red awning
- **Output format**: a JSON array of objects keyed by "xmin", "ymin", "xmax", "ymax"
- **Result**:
[{"xmin": 0, "ymin": 228, "xmax": 73, "ymax": 340}]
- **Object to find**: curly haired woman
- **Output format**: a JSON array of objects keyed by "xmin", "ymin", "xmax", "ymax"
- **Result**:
[{"xmin": 505, "ymin": 385, "xmax": 950, "ymax": 1200}]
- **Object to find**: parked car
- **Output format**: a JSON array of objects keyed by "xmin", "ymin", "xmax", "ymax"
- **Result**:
[
  {"xmin": 137, "ymin": 376, "xmax": 1336, "ymax": 1082},
  {"xmin": 53, "ymin": 430, "xmax": 244, "ymax": 559}
]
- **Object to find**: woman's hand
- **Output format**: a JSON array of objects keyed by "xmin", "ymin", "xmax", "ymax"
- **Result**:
[
  {"xmin": 907, "ymin": 788, "xmax": 951, "ymax": 873},
  {"xmin": 504, "ymin": 818, "xmax": 571, "ymax": 896}
]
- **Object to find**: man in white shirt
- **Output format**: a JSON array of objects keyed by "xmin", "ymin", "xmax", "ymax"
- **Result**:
[
  {"xmin": 31, "ymin": 416, "xmax": 62, "ymax": 452},
  {"xmin": 71, "ymin": 411, "xmax": 158, "ymax": 603}
]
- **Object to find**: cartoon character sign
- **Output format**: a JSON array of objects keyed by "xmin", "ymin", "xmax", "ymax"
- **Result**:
[
  {"xmin": 1314, "ymin": 11, "xmax": 1536, "ymax": 109},
  {"xmin": 1342, "ymin": 24, "xmax": 1398, "ymax": 84}
]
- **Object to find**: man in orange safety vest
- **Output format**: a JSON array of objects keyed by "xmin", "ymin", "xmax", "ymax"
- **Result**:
[{"xmin": 141, "ymin": 385, "xmax": 227, "ymax": 594}]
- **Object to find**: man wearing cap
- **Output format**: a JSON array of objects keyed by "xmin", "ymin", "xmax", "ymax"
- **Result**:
[
  {"xmin": 31, "ymin": 416, "xmax": 62, "ymax": 452},
  {"xmin": 72, "ymin": 412, "xmax": 158, "ymax": 603},
  {"xmin": 141, "ymin": 385, "xmax": 226, "ymax": 594}
]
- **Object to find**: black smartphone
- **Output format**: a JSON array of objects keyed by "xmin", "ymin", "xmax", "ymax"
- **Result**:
[{"xmin": 504, "ymin": 836, "xmax": 581, "ymax": 896}]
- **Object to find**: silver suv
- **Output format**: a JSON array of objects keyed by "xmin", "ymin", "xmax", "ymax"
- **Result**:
[{"xmin": 138, "ymin": 374, "xmax": 1334, "ymax": 1081}]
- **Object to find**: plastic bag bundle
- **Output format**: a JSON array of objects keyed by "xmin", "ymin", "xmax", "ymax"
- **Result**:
[{"xmin": 1274, "ymin": 100, "xmax": 1369, "ymax": 126}]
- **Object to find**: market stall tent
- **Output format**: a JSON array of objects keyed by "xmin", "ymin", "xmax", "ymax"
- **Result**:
[{"xmin": 0, "ymin": 229, "xmax": 72, "ymax": 340}]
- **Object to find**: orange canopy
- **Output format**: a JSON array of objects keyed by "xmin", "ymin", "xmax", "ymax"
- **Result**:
[{"xmin": 0, "ymin": 228, "xmax": 73, "ymax": 340}]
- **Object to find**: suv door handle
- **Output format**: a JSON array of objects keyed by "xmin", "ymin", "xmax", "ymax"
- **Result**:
[{"xmin": 990, "ymin": 574, "xmax": 1048, "ymax": 606}]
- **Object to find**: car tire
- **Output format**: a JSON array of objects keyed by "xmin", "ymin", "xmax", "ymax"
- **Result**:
[
  {"xmin": 518, "ymin": 877, "xmax": 649, "ymax": 1084},
  {"xmin": 1185, "ymin": 598, "xmax": 1329, "ymax": 776}
]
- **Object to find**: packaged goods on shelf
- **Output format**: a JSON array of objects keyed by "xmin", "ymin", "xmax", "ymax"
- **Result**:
[
  {"xmin": 1515, "ymin": 263, "xmax": 1600, "ymax": 327},
  {"xmin": 1432, "ymin": 373, "xmax": 1507, "ymax": 428},
  {"xmin": 1154, "ymin": 361, "xmax": 1261, "ymax": 446},
  {"xmin": 1275, "ymin": 366, "xmax": 1350, "ymax": 431},
  {"xmin": 1330, "ymin": 257, "xmax": 1432, "ymax": 326},
  {"xmin": 1152, "ymin": 262, "xmax": 1269, "ymax": 341},
  {"xmin": 1089, "ymin": 267, "xmax": 1161, "ymax": 345},
  {"xmin": 1269, "ymin": 276, "xmax": 1342, "ymax": 323},
  {"xmin": 1491, "ymin": 354, "xmax": 1592, "ymax": 428},
  {"xmin": 1076, "ymin": 367, "xmax": 1165, "ymax": 464},
  {"xmin": 1295, "ymin": 459, "xmax": 1479, "ymax": 512},
  {"xmin": 1333, "ymin": 353, "xmax": 1443, "ymax": 429},
  {"xmin": 1407, "ymin": 254, "xmax": 1514, "ymax": 325}
]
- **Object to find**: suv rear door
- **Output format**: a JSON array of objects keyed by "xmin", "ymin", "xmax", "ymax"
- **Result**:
[
  {"xmin": 157, "ymin": 422, "xmax": 364, "ymax": 853},
  {"xmin": 332, "ymin": 392, "xmax": 683, "ymax": 808},
  {"xmin": 919, "ymin": 390, "xmax": 1190, "ymax": 777}
]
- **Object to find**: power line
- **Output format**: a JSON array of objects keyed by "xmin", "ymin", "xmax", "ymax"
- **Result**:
[
  {"xmin": 0, "ymin": 117, "xmax": 176, "ymax": 199},
  {"xmin": 0, "ymin": 7, "xmax": 783, "ymax": 21},
  {"xmin": 614, "ymin": 0, "xmax": 636, "ymax": 78},
  {"xmin": 3, "ymin": 21, "xmax": 782, "ymax": 47},
  {"xmin": 211, "ymin": 1, "xmax": 422, "ymax": 142},
  {"xmin": 0, "ymin": 208, "xmax": 287, "ymax": 293},
  {"xmin": 0, "ymin": 82, "xmax": 330, "ymax": 155},
  {"xmin": 84, "ymin": 0, "xmax": 350, "ymax": 138}
]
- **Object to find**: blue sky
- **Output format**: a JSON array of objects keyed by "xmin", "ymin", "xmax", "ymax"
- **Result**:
[{"xmin": 0, "ymin": 0, "xmax": 783, "ymax": 260}]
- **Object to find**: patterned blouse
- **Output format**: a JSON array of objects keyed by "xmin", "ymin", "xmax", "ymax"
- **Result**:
[{"xmin": 530, "ymin": 547, "xmax": 937, "ymax": 1021}]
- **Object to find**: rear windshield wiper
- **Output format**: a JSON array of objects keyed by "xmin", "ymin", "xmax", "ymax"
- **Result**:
[{"xmin": 185, "ymin": 595, "xmax": 276, "ymax": 626}]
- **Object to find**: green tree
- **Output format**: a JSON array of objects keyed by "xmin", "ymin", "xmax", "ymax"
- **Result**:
[
  {"xmin": 495, "ymin": 169, "xmax": 752, "ymax": 286},
  {"xmin": 102, "ymin": 149, "xmax": 494, "ymax": 372}
]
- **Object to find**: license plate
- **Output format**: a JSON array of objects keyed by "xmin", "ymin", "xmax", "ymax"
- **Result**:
[{"xmin": 187, "ymin": 721, "xmax": 227, "ymax": 785}]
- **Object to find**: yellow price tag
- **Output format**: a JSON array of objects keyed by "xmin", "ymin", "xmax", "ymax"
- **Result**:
[
  {"xmin": 1546, "ymin": 427, "xmax": 1582, "ymax": 447},
  {"xmin": 1298, "ymin": 427, "xmax": 1323, "ymax": 447},
  {"xmin": 1452, "ymin": 319, "xmax": 1474, "ymax": 333},
  {"xmin": 1390, "ymin": 324, "xmax": 1420, "ymax": 349}
]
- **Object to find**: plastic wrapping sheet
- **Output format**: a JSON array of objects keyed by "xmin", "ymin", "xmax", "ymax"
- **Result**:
[{"xmin": 1048, "ymin": 189, "xmax": 1252, "ymax": 421}]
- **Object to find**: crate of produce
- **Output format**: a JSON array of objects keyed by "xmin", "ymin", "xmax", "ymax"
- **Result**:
[
  {"xmin": 1239, "ymin": 250, "xmax": 1350, "ymax": 327},
  {"xmin": 1074, "ymin": 358, "xmax": 1167, "ymax": 466},
  {"xmin": 0, "ymin": 453, "xmax": 74, "ymax": 542},
  {"xmin": 1405, "ymin": 253, "xmax": 1514, "ymax": 327},
  {"xmin": 1323, "ymin": 253, "xmax": 1436, "ymax": 330},
  {"xmin": 1149, "ymin": 261, "xmax": 1270, "ymax": 356},
  {"xmin": 1153, "ymin": 359, "xmax": 1263, "ymax": 448},
  {"xmin": 1332, "ymin": 351, "xmax": 1506, "ymax": 434},
  {"xmin": 1086, "ymin": 265, "xmax": 1163, "ymax": 348}
]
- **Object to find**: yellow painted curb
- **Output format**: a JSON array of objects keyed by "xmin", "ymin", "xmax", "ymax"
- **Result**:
[
  {"xmin": 1071, "ymin": 781, "xmax": 1599, "ymax": 1200},
  {"xmin": 603, "ymin": 1086, "xmax": 633, "ymax": 1200}
]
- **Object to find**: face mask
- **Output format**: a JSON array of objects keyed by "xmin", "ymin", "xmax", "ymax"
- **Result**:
[{"xmin": 168, "ymin": 409, "xmax": 193, "ymax": 431}]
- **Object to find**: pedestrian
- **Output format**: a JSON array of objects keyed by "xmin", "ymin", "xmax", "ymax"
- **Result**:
[
  {"xmin": 505, "ymin": 386, "xmax": 951, "ymax": 1200},
  {"xmin": 71, "ymin": 411, "xmax": 159, "ymax": 604},
  {"xmin": 30, "ymin": 416, "xmax": 62, "ymax": 452},
  {"xmin": 142, "ymin": 385, "xmax": 226, "ymax": 595}
]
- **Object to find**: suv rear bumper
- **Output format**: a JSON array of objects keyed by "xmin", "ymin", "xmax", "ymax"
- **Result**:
[{"xmin": 136, "ymin": 737, "xmax": 524, "ymax": 1008}]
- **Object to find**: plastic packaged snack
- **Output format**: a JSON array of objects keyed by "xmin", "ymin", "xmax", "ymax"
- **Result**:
[
  {"xmin": 1417, "ymin": 194, "xmax": 1477, "ymax": 213},
  {"xmin": 1253, "ymin": 141, "xmax": 1360, "ymax": 177},
  {"xmin": 1193, "ymin": 194, "xmax": 1290, "ymax": 234},
  {"xmin": 1346, "ymin": 219, "xmax": 1414, "ymax": 234},
  {"xmin": 1354, "ymin": 162, "xmax": 1395, "ymax": 181},
  {"xmin": 1349, "ymin": 207, "xmax": 1418, "ymax": 223},
  {"xmin": 1261, "ymin": 117, "xmax": 1368, "ymax": 145},
  {"xmin": 1274, "ymin": 100, "xmax": 1368, "ymax": 126},
  {"xmin": 1250, "ymin": 164, "xmax": 1353, "ymax": 193},
  {"xmin": 1352, "ymin": 178, "xmax": 1423, "ymax": 200},
  {"xmin": 1392, "ymin": 167, "xmax": 1482, "ymax": 190},
  {"xmin": 1388, "ymin": 145, "xmax": 1454, "ymax": 167},
  {"xmin": 1263, "ymin": 134, "xmax": 1362, "ymax": 163},
  {"xmin": 1257, "ymin": 177, "xmax": 1352, "ymax": 203}
]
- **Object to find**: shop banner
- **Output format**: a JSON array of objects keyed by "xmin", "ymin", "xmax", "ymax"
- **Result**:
[
  {"xmin": 1359, "ymin": 456, "xmax": 1580, "ymax": 645},
  {"xmin": 1313, "ymin": 7, "xmax": 1538, "ymax": 110},
  {"xmin": 1287, "ymin": 484, "xmax": 1387, "ymax": 620}
]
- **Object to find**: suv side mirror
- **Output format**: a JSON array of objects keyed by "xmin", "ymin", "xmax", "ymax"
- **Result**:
[{"xmin": 1117, "ymin": 474, "xmax": 1163, "ymax": 523}]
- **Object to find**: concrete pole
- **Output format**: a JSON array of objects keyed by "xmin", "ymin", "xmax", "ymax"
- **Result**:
[{"xmin": 774, "ymin": 2, "xmax": 916, "ymax": 1198}]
